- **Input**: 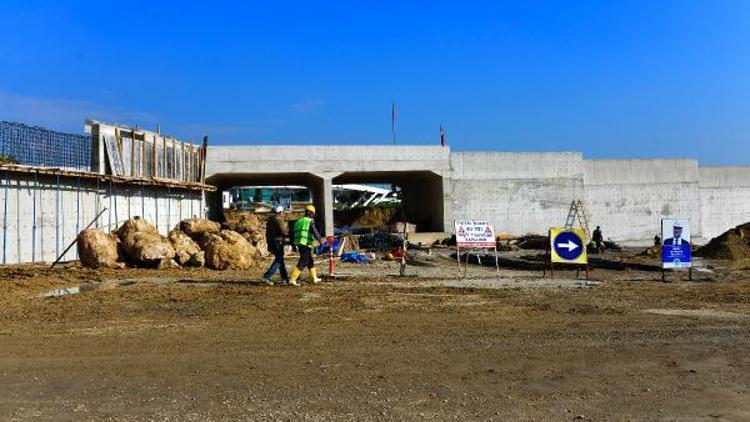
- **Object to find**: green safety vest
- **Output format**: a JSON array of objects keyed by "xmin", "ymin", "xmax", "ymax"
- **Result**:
[{"xmin": 293, "ymin": 217, "xmax": 314, "ymax": 246}]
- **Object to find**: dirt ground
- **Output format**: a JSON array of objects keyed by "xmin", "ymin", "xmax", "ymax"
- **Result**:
[{"xmin": 1, "ymin": 252, "xmax": 749, "ymax": 421}]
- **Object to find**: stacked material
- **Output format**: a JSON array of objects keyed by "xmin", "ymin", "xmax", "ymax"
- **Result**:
[{"xmin": 697, "ymin": 222, "xmax": 750, "ymax": 260}]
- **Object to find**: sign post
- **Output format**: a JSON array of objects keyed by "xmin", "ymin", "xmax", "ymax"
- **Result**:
[
  {"xmin": 454, "ymin": 220, "xmax": 499, "ymax": 275},
  {"xmin": 545, "ymin": 227, "xmax": 588, "ymax": 279},
  {"xmin": 660, "ymin": 218, "xmax": 692, "ymax": 282}
]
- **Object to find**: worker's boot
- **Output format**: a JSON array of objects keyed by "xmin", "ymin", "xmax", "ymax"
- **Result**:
[
  {"xmin": 309, "ymin": 268, "xmax": 322, "ymax": 284},
  {"xmin": 288, "ymin": 268, "xmax": 301, "ymax": 287}
]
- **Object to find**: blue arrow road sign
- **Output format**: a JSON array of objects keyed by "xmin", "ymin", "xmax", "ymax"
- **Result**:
[{"xmin": 553, "ymin": 231, "xmax": 585, "ymax": 261}]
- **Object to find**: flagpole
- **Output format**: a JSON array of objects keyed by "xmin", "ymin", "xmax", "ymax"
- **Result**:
[{"xmin": 391, "ymin": 103, "xmax": 396, "ymax": 145}]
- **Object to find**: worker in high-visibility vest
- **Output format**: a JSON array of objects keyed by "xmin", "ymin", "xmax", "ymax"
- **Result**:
[{"xmin": 289, "ymin": 204, "xmax": 323, "ymax": 286}]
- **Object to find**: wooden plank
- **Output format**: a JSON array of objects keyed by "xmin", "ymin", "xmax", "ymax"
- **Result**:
[
  {"xmin": 162, "ymin": 136, "xmax": 167, "ymax": 178},
  {"xmin": 130, "ymin": 130, "xmax": 136, "ymax": 177},
  {"xmin": 172, "ymin": 139, "xmax": 177, "ymax": 179},
  {"xmin": 152, "ymin": 135, "xmax": 157, "ymax": 179},
  {"xmin": 140, "ymin": 134, "xmax": 146, "ymax": 178},
  {"xmin": 181, "ymin": 142, "xmax": 186, "ymax": 181}
]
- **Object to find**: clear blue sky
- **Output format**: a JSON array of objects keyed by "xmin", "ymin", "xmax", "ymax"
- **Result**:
[{"xmin": 1, "ymin": 1, "xmax": 748, "ymax": 164}]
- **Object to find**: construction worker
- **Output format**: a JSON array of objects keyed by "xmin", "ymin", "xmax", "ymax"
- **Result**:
[
  {"xmin": 592, "ymin": 225, "xmax": 604, "ymax": 253},
  {"xmin": 288, "ymin": 204, "xmax": 323, "ymax": 286},
  {"xmin": 261, "ymin": 205, "xmax": 289, "ymax": 286}
]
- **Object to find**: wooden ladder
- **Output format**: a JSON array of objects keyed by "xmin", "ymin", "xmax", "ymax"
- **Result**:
[{"xmin": 565, "ymin": 200, "xmax": 591, "ymax": 240}]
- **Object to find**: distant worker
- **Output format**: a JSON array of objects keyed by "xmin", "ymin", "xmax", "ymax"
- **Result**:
[
  {"xmin": 592, "ymin": 226, "xmax": 604, "ymax": 253},
  {"xmin": 261, "ymin": 205, "xmax": 290, "ymax": 286},
  {"xmin": 654, "ymin": 234, "xmax": 661, "ymax": 246},
  {"xmin": 289, "ymin": 204, "xmax": 323, "ymax": 286}
]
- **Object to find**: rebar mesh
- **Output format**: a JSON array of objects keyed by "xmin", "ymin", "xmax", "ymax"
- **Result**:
[{"xmin": 0, "ymin": 121, "xmax": 92, "ymax": 171}]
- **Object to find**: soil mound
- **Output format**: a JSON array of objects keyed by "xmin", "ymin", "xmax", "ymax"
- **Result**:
[{"xmin": 696, "ymin": 222, "xmax": 750, "ymax": 260}]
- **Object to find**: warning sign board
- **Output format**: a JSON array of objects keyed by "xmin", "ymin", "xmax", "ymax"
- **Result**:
[
  {"xmin": 454, "ymin": 220, "xmax": 496, "ymax": 248},
  {"xmin": 550, "ymin": 227, "xmax": 587, "ymax": 264}
]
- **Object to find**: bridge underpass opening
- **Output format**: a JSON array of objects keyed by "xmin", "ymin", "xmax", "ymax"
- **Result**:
[
  {"xmin": 332, "ymin": 171, "xmax": 445, "ymax": 232},
  {"xmin": 205, "ymin": 172, "xmax": 327, "ymax": 229}
]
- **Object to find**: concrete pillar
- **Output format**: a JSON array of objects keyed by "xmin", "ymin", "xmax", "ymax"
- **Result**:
[{"xmin": 322, "ymin": 177, "xmax": 334, "ymax": 236}]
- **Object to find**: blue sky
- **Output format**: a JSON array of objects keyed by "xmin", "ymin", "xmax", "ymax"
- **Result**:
[{"xmin": 0, "ymin": 1, "xmax": 748, "ymax": 164}]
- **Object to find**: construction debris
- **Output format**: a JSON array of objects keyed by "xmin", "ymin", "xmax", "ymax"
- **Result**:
[
  {"xmin": 202, "ymin": 230, "xmax": 258, "ymax": 270},
  {"xmin": 514, "ymin": 234, "xmax": 548, "ymax": 250},
  {"xmin": 116, "ymin": 217, "xmax": 176, "ymax": 269},
  {"xmin": 168, "ymin": 229, "xmax": 206, "ymax": 267},
  {"xmin": 77, "ymin": 228, "xmax": 124, "ymax": 269},
  {"xmin": 697, "ymin": 222, "xmax": 750, "ymax": 260}
]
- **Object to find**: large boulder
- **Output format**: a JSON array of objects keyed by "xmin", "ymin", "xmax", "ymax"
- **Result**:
[
  {"xmin": 116, "ymin": 217, "xmax": 175, "ymax": 268},
  {"xmin": 203, "ymin": 230, "xmax": 257, "ymax": 270},
  {"xmin": 179, "ymin": 218, "xmax": 221, "ymax": 241},
  {"xmin": 168, "ymin": 229, "xmax": 205, "ymax": 267},
  {"xmin": 77, "ymin": 228, "xmax": 124, "ymax": 269}
]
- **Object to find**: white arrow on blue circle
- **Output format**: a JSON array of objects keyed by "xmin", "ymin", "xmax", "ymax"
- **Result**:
[{"xmin": 556, "ymin": 240, "xmax": 579, "ymax": 251}]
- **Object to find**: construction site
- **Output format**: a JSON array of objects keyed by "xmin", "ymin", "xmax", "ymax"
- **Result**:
[{"xmin": 1, "ymin": 118, "xmax": 750, "ymax": 421}]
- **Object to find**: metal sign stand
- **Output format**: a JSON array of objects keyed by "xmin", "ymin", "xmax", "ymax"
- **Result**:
[
  {"xmin": 661, "ymin": 267, "xmax": 692, "ymax": 283},
  {"xmin": 543, "ymin": 228, "xmax": 589, "ymax": 280},
  {"xmin": 456, "ymin": 244, "xmax": 500, "ymax": 277}
]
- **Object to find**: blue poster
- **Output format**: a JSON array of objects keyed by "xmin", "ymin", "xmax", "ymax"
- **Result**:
[{"xmin": 661, "ymin": 219, "xmax": 691, "ymax": 269}]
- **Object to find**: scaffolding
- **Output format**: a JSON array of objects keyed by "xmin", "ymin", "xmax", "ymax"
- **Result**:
[{"xmin": 0, "ymin": 121, "xmax": 92, "ymax": 171}]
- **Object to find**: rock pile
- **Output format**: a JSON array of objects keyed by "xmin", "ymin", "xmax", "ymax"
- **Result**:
[
  {"xmin": 76, "ymin": 216, "xmax": 266, "ymax": 270},
  {"xmin": 223, "ymin": 211, "xmax": 267, "ymax": 257}
]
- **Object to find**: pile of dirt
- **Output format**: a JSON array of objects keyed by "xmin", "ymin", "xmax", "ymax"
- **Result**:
[
  {"xmin": 168, "ymin": 230, "xmax": 205, "ymax": 267},
  {"xmin": 202, "ymin": 230, "xmax": 258, "ymax": 270},
  {"xmin": 76, "ymin": 228, "xmax": 124, "ymax": 268},
  {"xmin": 697, "ymin": 222, "xmax": 750, "ymax": 260},
  {"xmin": 116, "ymin": 217, "xmax": 176, "ymax": 269},
  {"xmin": 335, "ymin": 206, "xmax": 400, "ymax": 228}
]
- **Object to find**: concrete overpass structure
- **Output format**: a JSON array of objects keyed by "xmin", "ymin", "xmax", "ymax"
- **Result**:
[{"xmin": 206, "ymin": 146, "xmax": 750, "ymax": 244}]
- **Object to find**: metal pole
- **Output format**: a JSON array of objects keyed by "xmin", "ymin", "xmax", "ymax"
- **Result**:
[
  {"xmin": 15, "ymin": 176, "xmax": 19, "ymax": 263},
  {"xmin": 108, "ymin": 180, "xmax": 113, "ymax": 230},
  {"xmin": 76, "ymin": 176, "xmax": 81, "ymax": 260},
  {"xmin": 167, "ymin": 187, "xmax": 171, "ymax": 230},
  {"xmin": 95, "ymin": 178, "xmax": 100, "ymax": 228},
  {"xmin": 2, "ymin": 170, "xmax": 9, "ymax": 264},
  {"xmin": 32, "ymin": 171, "xmax": 37, "ymax": 262},
  {"xmin": 140, "ymin": 185, "xmax": 145, "ymax": 218},
  {"xmin": 55, "ymin": 174, "xmax": 60, "ymax": 259},
  {"xmin": 50, "ymin": 207, "xmax": 108, "ymax": 268}
]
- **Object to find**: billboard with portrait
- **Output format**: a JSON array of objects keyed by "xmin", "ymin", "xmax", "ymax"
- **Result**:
[{"xmin": 661, "ymin": 218, "xmax": 691, "ymax": 269}]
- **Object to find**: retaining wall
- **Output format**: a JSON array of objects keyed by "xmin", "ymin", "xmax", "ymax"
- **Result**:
[{"xmin": 450, "ymin": 152, "xmax": 585, "ymax": 235}]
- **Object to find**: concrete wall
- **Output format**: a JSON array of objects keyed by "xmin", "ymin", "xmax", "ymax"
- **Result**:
[
  {"xmin": 584, "ymin": 159, "xmax": 703, "ymax": 243},
  {"xmin": 699, "ymin": 167, "xmax": 750, "ymax": 240},
  {"xmin": 450, "ymin": 152, "xmax": 585, "ymax": 235},
  {"xmin": 0, "ymin": 172, "xmax": 204, "ymax": 264}
]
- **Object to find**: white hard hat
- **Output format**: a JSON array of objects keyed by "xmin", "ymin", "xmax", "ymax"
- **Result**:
[{"xmin": 274, "ymin": 205, "xmax": 284, "ymax": 213}]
